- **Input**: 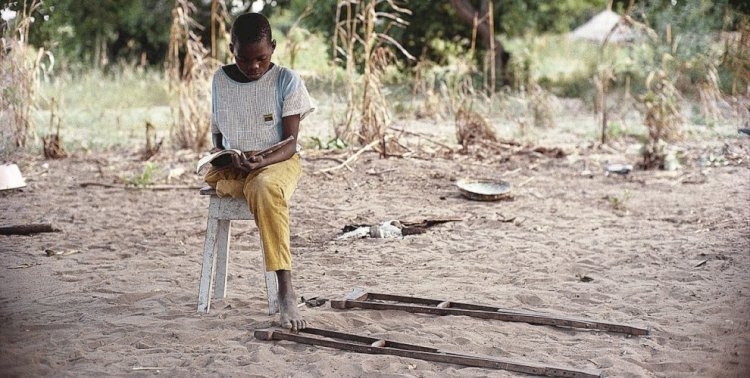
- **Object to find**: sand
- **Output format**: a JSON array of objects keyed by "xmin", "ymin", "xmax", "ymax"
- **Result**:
[{"xmin": 1, "ymin": 120, "xmax": 749, "ymax": 377}]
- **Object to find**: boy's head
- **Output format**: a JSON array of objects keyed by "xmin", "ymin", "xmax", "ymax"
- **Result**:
[
  {"xmin": 230, "ymin": 12, "xmax": 276, "ymax": 81},
  {"xmin": 231, "ymin": 12, "xmax": 273, "ymax": 46}
]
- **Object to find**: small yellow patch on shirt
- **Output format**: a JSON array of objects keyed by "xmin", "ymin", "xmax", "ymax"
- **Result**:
[{"xmin": 263, "ymin": 113, "xmax": 274, "ymax": 122}]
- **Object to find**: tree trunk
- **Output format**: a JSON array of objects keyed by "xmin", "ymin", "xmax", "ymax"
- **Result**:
[{"xmin": 449, "ymin": 0, "xmax": 509, "ymax": 86}]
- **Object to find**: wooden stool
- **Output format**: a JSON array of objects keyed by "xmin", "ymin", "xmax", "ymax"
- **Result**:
[{"xmin": 197, "ymin": 187, "xmax": 279, "ymax": 314}]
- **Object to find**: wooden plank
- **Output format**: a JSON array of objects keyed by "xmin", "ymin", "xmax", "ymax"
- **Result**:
[
  {"xmin": 303, "ymin": 327, "xmax": 437, "ymax": 352},
  {"xmin": 332, "ymin": 292, "xmax": 650, "ymax": 336},
  {"xmin": 368, "ymin": 292, "xmax": 446, "ymax": 306},
  {"xmin": 0, "ymin": 223, "xmax": 60, "ymax": 235},
  {"xmin": 342, "ymin": 299, "xmax": 648, "ymax": 336},
  {"xmin": 331, "ymin": 288, "xmax": 369, "ymax": 308},
  {"xmin": 254, "ymin": 328, "xmax": 603, "ymax": 378}
]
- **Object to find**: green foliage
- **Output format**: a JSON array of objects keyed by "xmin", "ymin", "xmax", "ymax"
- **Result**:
[
  {"xmin": 634, "ymin": 0, "xmax": 725, "ymax": 41},
  {"xmin": 505, "ymin": 35, "xmax": 601, "ymax": 100},
  {"xmin": 5, "ymin": 0, "xmax": 745, "ymax": 76},
  {"xmin": 302, "ymin": 0, "xmax": 610, "ymax": 69},
  {"xmin": 33, "ymin": 66, "xmax": 172, "ymax": 151},
  {"xmin": 498, "ymin": 0, "xmax": 608, "ymax": 36},
  {"xmin": 718, "ymin": 14, "xmax": 749, "ymax": 95},
  {"xmin": 40, "ymin": 66, "xmax": 171, "ymax": 110},
  {"xmin": 411, "ymin": 54, "xmax": 479, "ymax": 119},
  {"xmin": 1, "ymin": 0, "xmax": 53, "ymax": 149},
  {"xmin": 541, "ymin": 74, "xmax": 594, "ymax": 99},
  {"xmin": 607, "ymin": 190, "xmax": 634, "ymax": 211},
  {"xmin": 307, "ymin": 136, "xmax": 348, "ymax": 150},
  {"xmin": 124, "ymin": 162, "xmax": 158, "ymax": 187},
  {"xmin": 621, "ymin": 1, "xmax": 748, "ymax": 98},
  {"xmin": 18, "ymin": 0, "xmax": 195, "ymax": 68}
]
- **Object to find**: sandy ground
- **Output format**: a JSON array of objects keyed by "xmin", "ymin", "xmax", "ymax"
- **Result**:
[{"xmin": 1, "ymin": 115, "xmax": 749, "ymax": 377}]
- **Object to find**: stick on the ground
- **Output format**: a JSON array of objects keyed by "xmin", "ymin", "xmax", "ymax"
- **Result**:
[
  {"xmin": 388, "ymin": 127, "xmax": 456, "ymax": 152},
  {"xmin": 79, "ymin": 183, "xmax": 202, "ymax": 190},
  {"xmin": 0, "ymin": 224, "xmax": 61, "ymax": 235},
  {"xmin": 79, "ymin": 182, "xmax": 118, "ymax": 188},
  {"xmin": 317, "ymin": 137, "xmax": 390, "ymax": 174}
]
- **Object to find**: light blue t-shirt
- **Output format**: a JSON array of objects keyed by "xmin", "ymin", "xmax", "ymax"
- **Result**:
[{"xmin": 211, "ymin": 64, "xmax": 314, "ymax": 151}]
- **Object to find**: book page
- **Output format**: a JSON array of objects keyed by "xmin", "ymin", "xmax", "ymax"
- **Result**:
[
  {"xmin": 195, "ymin": 149, "xmax": 241, "ymax": 174},
  {"xmin": 194, "ymin": 136, "xmax": 295, "ymax": 174}
]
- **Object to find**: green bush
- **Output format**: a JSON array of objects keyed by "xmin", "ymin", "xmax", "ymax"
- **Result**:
[{"xmin": 540, "ymin": 73, "xmax": 593, "ymax": 99}]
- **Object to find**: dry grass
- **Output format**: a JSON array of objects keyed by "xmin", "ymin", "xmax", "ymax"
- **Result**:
[
  {"xmin": 41, "ymin": 97, "xmax": 66, "ymax": 159},
  {"xmin": 412, "ymin": 59, "xmax": 478, "ymax": 121},
  {"xmin": 167, "ymin": 0, "xmax": 227, "ymax": 151},
  {"xmin": 332, "ymin": 0, "xmax": 413, "ymax": 151},
  {"xmin": 528, "ymin": 83, "xmax": 555, "ymax": 129},
  {"xmin": 684, "ymin": 50, "xmax": 724, "ymax": 124},
  {"xmin": 332, "ymin": 0, "xmax": 358, "ymax": 142},
  {"xmin": 478, "ymin": 1, "xmax": 496, "ymax": 96},
  {"xmin": 141, "ymin": 122, "xmax": 163, "ymax": 161},
  {"xmin": 639, "ymin": 68, "xmax": 685, "ymax": 169},
  {"xmin": 455, "ymin": 106, "xmax": 496, "ymax": 151},
  {"xmin": 504, "ymin": 52, "xmax": 555, "ymax": 134},
  {"xmin": 723, "ymin": 18, "xmax": 750, "ymax": 97},
  {"xmin": 594, "ymin": 67, "xmax": 616, "ymax": 143},
  {"xmin": 358, "ymin": 45, "xmax": 396, "ymax": 148},
  {"xmin": 411, "ymin": 61, "xmax": 446, "ymax": 120},
  {"xmin": 284, "ymin": 1, "xmax": 313, "ymax": 70},
  {"xmin": 722, "ymin": 18, "xmax": 749, "ymax": 125},
  {"xmin": 0, "ymin": 0, "xmax": 53, "ymax": 151}
]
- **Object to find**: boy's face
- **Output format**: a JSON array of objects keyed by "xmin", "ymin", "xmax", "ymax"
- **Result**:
[{"xmin": 231, "ymin": 39, "xmax": 276, "ymax": 81}]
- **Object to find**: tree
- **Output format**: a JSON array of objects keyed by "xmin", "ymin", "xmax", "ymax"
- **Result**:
[
  {"xmin": 448, "ymin": 0, "xmax": 506, "ymax": 86},
  {"xmin": 17, "ymin": 0, "xmax": 207, "ymax": 69}
]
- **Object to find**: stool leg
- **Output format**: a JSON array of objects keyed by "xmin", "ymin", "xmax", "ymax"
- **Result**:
[
  {"xmin": 213, "ymin": 219, "xmax": 231, "ymax": 300},
  {"xmin": 265, "ymin": 271, "xmax": 279, "ymax": 315},
  {"xmin": 198, "ymin": 217, "xmax": 219, "ymax": 313},
  {"xmin": 260, "ymin": 243, "xmax": 280, "ymax": 315}
]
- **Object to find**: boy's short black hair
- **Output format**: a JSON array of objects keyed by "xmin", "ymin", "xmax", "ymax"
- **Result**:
[{"xmin": 231, "ymin": 12, "xmax": 273, "ymax": 45}]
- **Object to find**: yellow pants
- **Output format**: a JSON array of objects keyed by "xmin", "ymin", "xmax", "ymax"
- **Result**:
[{"xmin": 204, "ymin": 154, "xmax": 301, "ymax": 271}]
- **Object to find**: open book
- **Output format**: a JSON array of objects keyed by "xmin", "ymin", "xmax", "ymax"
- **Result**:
[{"xmin": 195, "ymin": 136, "xmax": 295, "ymax": 174}]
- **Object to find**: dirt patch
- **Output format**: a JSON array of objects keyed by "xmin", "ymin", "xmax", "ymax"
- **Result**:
[{"xmin": 1, "ymin": 120, "xmax": 749, "ymax": 377}]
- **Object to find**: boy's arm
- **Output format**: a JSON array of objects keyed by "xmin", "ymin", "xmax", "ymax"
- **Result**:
[
  {"xmin": 212, "ymin": 132, "xmax": 224, "ymax": 151},
  {"xmin": 233, "ymin": 114, "xmax": 301, "ymax": 172},
  {"xmin": 209, "ymin": 131, "xmax": 233, "ymax": 167}
]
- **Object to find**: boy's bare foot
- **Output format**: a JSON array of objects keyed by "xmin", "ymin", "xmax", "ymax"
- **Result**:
[
  {"xmin": 277, "ymin": 270, "xmax": 307, "ymax": 332},
  {"xmin": 279, "ymin": 292, "xmax": 306, "ymax": 332}
]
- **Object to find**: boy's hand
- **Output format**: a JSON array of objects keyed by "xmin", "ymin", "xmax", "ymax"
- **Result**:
[{"xmin": 231, "ymin": 153, "xmax": 263, "ymax": 172}]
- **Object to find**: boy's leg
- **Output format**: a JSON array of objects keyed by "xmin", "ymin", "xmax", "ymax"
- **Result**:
[
  {"xmin": 243, "ymin": 155, "xmax": 304, "ymax": 330},
  {"xmin": 204, "ymin": 165, "xmax": 246, "ymax": 198},
  {"xmin": 276, "ymin": 270, "xmax": 306, "ymax": 331},
  {"xmin": 243, "ymin": 155, "xmax": 301, "ymax": 270}
]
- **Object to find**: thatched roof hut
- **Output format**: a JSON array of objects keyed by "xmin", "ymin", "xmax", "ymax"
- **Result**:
[{"xmin": 569, "ymin": 10, "xmax": 635, "ymax": 43}]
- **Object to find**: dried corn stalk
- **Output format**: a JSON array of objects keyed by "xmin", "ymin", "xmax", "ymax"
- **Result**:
[
  {"xmin": 639, "ymin": 68, "xmax": 684, "ymax": 169},
  {"xmin": 455, "ymin": 106, "xmax": 496, "ymax": 151},
  {"xmin": 167, "ymin": 0, "xmax": 227, "ymax": 151},
  {"xmin": 0, "ymin": 0, "xmax": 53, "ymax": 150},
  {"xmin": 333, "ymin": 0, "xmax": 413, "ymax": 150}
]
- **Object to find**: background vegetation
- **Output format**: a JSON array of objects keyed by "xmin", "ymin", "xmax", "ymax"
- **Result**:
[{"xmin": 1, "ymin": 0, "xmax": 748, "ymax": 167}]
